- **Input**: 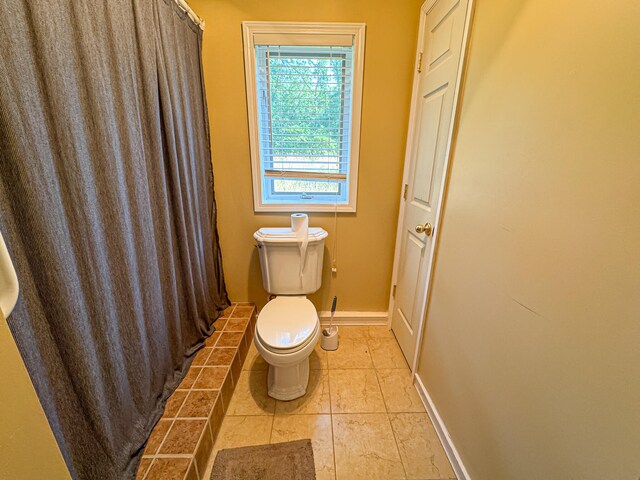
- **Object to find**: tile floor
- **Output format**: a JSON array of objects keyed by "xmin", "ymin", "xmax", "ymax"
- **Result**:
[{"xmin": 202, "ymin": 325, "xmax": 456, "ymax": 480}]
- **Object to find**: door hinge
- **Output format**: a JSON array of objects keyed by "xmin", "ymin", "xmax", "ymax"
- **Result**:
[
  {"xmin": 417, "ymin": 52, "xmax": 423, "ymax": 73},
  {"xmin": 392, "ymin": 284, "xmax": 397, "ymax": 298},
  {"xmin": 403, "ymin": 183, "xmax": 408, "ymax": 200}
]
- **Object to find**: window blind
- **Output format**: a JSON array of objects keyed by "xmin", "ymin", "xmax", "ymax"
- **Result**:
[{"xmin": 255, "ymin": 44, "xmax": 354, "ymax": 201}]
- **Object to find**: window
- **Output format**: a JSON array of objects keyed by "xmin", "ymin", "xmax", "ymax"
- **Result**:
[{"xmin": 242, "ymin": 22, "xmax": 365, "ymax": 212}]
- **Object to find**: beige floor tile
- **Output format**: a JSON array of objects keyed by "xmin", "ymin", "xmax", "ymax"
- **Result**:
[
  {"xmin": 334, "ymin": 325, "xmax": 394, "ymax": 339},
  {"xmin": 275, "ymin": 369, "xmax": 330, "ymax": 414},
  {"xmin": 389, "ymin": 413, "xmax": 455, "ymax": 480},
  {"xmin": 226, "ymin": 369, "xmax": 275, "ymax": 415},
  {"xmin": 333, "ymin": 413, "xmax": 405, "ymax": 480},
  {"xmin": 203, "ymin": 415, "xmax": 273, "ymax": 479},
  {"xmin": 367, "ymin": 325, "xmax": 395, "ymax": 338},
  {"xmin": 337, "ymin": 326, "xmax": 370, "ymax": 339},
  {"xmin": 271, "ymin": 414, "xmax": 335, "ymax": 480},
  {"xmin": 329, "ymin": 369, "xmax": 386, "ymax": 414},
  {"xmin": 368, "ymin": 337, "xmax": 409, "ymax": 369},
  {"xmin": 327, "ymin": 338, "xmax": 373, "ymax": 369},
  {"xmin": 310, "ymin": 342, "xmax": 329, "ymax": 370},
  {"xmin": 243, "ymin": 342, "xmax": 269, "ymax": 371},
  {"xmin": 377, "ymin": 369, "xmax": 425, "ymax": 413}
]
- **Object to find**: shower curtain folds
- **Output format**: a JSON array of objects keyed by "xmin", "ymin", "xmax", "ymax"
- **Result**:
[{"xmin": 0, "ymin": 0, "xmax": 228, "ymax": 478}]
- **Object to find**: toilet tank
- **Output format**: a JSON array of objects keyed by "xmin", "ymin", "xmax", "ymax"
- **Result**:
[{"xmin": 254, "ymin": 227, "xmax": 328, "ymax": 295}]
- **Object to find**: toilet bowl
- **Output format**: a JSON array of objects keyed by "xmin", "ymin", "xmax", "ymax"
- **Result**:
[
  {"xmin": 254, "ymin": 296, "xmax": 320, "ymax": 400},
  {"xmin": 253, "ymin": 222, "xmax": 328, "ymax": 401}
]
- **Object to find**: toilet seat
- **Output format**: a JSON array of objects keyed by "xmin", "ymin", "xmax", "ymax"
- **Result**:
[
  {"xmin": 259, "ymin": 323, "xmax": 319, "ymax": 355},
  {"xmin": 256, "ymin": 296, "xmax": 318, "ymax": 354}
]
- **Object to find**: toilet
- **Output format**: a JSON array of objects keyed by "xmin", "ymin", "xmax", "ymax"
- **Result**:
[{"xmin": 253, "ymin": 225, "xmax": 328, "ymax": 400}]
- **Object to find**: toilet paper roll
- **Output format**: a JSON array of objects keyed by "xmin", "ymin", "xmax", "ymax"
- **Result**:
[{"xmin": 291, "ymin": 213, "xmax": 309, "ymax": 277}]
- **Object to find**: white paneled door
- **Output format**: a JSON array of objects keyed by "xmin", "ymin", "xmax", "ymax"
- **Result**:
[{"xmin": 390, "ymin": 0, "xmax": 471, "ymax": 366}]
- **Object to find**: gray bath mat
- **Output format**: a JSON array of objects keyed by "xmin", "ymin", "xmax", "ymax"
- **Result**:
[{"xmin": 211, "ymin": 439, "xmax": 316, "ymax": 480}]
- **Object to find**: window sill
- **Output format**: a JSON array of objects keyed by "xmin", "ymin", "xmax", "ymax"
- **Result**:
[{"xmin": 253, "ymin": 203, "xmax": 356, "ymax": 213}]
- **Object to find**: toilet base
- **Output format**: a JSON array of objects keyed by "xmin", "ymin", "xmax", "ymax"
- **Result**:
[{"xmin": 267, "ymin": 358, "xmax": 310, "ymax": 401}]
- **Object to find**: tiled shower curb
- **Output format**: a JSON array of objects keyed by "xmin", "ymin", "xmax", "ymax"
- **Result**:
[{"xmin": 137, "ymin": 303, "xmax": 257, "ymax": 480}]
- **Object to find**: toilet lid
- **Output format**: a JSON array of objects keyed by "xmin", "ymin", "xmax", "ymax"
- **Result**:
[{"xmin": 256, "ymin": 296, "xmax": 318, "ymax": 350}]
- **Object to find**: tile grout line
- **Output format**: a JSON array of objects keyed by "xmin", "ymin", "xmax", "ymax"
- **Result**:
[
  {"xmin": 143, "ymin": 454, "xmax": 195, "ymax": 459},
  {"xmin": 372, "ymin": 332, "xmax": 409, "ymax": 480},
  {"xmin": 189, "ymin": 414, "xmax": 212, "ymax": 480},
  {"xmin": 326, "ymin": 348, "xmax": 338, "ymax": 480},
  {"xmin": 152, "ymin": 415, "xmax": 178, "ymax": 461},
  {"xmin": 224, "ymin": 413, "xmax": 277, "ymax": 417},
  {"xmin": 161, "ymin": 390, "xmax": 189, "ymax": 423},
  {"xmin": 385, "ymin": 408, "xmax": 409, "ymax": 479},
  {"xmin": 140, "ymin": 458, "xmax": 153, "ymax": 480},
  {"xmin": 200, "ymin": 346, "xmax": 215, "ymax": 364},
  {"xmin": 171, "ymin": 416, "xmax": 211, "ymax": 421},
  {"xmin": 191, "ymin": 457, "xmax": 200, "ymax": 480},
  {"xmin": 375, "ymin": 368, "xmax": 393, "ymax": 414},
  {"xmin": 267, "ymin": 411, "xmax": 275, "ymax": 444},
  {"xmin": 364, "ymin": 333, "xmax": 377, "ymax": 370}
]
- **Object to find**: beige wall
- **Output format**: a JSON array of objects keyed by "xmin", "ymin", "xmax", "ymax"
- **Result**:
[
  {"xmin": 418, "ymin": 0, "xmax": 640, "ymax": 479},
  {"xmin": 191, "ymin": 0, "xmax": 423, "ymax": 311},
  {"xmin": 0, "ymin": 310, "xmax": 70, "ymax": 479}
]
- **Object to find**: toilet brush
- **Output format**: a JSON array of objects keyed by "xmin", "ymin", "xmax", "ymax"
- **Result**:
[{"xmin": 321, "ymin": 296, "xmax": 339, "ymax": 351}]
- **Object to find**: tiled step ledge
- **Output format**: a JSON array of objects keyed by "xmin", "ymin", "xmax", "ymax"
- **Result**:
[{"xmin": 137, "ymin": 303, "xmax": 257, "ymax": 480}]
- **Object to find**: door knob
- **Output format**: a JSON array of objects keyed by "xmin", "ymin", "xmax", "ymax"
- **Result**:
[{"xmin": 415, "ymin": 222, "xmax": 433, "ymax": 236}]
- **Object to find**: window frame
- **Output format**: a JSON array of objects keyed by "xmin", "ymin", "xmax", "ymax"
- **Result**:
[{"xmin": 242, "ymin": 21, "xmax": 366, "ymax": 212}]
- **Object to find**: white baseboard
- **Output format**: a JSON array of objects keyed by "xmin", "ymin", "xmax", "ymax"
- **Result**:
[
  {"xmin": 318, "ymin": 311, "xmax": 387, "ymax": 326},
  {"xmin": 414, "ymin": 373, "xmax": 471, "ymax": 480}
]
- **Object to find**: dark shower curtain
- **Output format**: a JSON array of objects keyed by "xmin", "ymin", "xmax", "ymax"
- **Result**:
[{"xmin": 0, "ymin": 1, "xmax": 229, "ymax": 479}]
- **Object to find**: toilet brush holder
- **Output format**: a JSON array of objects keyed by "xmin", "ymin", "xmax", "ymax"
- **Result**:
[{"xmin": 321, "ymin": 326, "xmax": 339, "ymax": 351}]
